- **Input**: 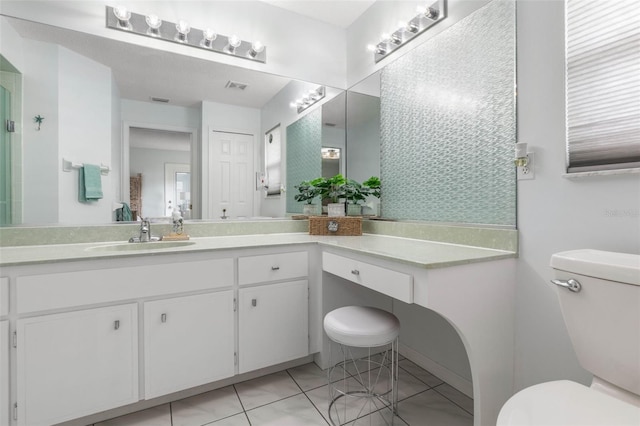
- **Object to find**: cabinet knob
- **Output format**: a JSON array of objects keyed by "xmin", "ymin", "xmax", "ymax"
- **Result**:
[
  {"xmin": 252, "ymin": 298, "xmax": 257, "ymax": 307},
  {"xmin": 114, "ymin": 320, "xmax": 120, "ymax": 330},
  {"xmin": 161, "ymin": 313, "xmax": 167, "ymax": 323},
  {"xmin": 271, "ymin": 266, "xmax": 280, "ymax": 271},
  {"xmin": 351, "ymin": 269, "xmax": 360, "ymax": 276}
]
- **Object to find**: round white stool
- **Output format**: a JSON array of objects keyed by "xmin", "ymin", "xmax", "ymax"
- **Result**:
[{"xmin": 324, "ymin": 306, "xmax": 400, "ymax": 426}]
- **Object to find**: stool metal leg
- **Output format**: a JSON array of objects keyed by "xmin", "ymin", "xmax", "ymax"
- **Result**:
[{"xmin": 327, "ymin": 339, "xmax": 399, "ymax": 426}]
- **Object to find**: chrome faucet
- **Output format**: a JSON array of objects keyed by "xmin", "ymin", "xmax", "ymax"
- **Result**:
[{"xmin": 139, "ymin": 218, "xmax": 151, "ymax": 242}]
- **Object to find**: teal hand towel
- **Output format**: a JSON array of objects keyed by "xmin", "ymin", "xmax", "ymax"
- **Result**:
[
  {"xmin": 79, "ymin": 164, "xmax": 103, "ymax": 202},
  {"xmin": 116, "ymin": 202, "xmax": 132, "ymax": 221}
]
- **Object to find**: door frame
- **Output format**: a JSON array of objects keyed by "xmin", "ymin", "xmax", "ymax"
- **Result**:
[{"xmin": 121, "ymin": 121, "xmax": 199, "ymax": 219}]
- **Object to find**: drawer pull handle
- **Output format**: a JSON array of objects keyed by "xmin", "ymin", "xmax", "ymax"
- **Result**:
[
  {"xmin": 114, "ymin": 320, "xmax": 120, "ymax": 330},
  {"xmin": 161, "ymin": 313, "xmax": 167, "ymax": 323},
  {"xmin": 271, "ymin": 266, "xmax": 280, "ymax": 271},
  {"xmin": 252, "ymin": 298, "xmax": 257, "ymax": 307},
  {"xmin": 351, "ymin": 269, "xmax": 360, "ymax": 276}
]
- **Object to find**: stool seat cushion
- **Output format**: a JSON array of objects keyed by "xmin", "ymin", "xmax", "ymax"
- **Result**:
[{"xmin": 324, "ymin": 306, "xmax": 400, "ymax": 347}]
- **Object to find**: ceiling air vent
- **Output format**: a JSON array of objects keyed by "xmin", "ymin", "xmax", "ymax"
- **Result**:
[
  {"xmin": 225, "ymin": 80, "xmax": 248, "ymax": 90},
  {"xmin": 150, "ymin": 97, "xmax": 170, "ymax": 103}
]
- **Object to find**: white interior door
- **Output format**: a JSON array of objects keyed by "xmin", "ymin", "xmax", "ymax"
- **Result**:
[
  {"xmin": 209, "ymin": 131, "xmax": 254, "ymax": 219},
  {"xmin": 164, "ymin": 163, "xmax": 191, "ymax": 217}
]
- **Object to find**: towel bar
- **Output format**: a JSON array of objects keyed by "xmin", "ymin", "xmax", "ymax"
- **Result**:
[{"xmin": 62, "ymin": 159, "xmax": 110, "ymax": 176}]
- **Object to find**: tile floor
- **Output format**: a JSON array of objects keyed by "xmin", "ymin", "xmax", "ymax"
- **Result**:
[{"xmin": 94, "ymin": 359, "xmax": 473, "ymax": 426}]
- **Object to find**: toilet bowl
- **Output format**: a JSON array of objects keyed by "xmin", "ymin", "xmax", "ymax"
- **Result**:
[{"xmin": 497, "ymin": 249, "xmax": 640, "ymax": 425}]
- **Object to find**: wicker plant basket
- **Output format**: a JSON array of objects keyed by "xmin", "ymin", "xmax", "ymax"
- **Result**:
[{"xmin": 308, "ymin": 216, "xmax": 362, "ymax": 236}]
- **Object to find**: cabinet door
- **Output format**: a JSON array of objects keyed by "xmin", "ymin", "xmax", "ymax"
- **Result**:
[
  {"xmin": 1, "ymin": 320, "xmax": 8, "ymax": 426},
  {"xmin": 239, "ymin": 280, "xmax": 308, "ymax": 373},
  {"xmin": 144, "ymin": 291, "xmax": 235, "ymax": 399},
  {"xmin": 16, "ymin": 304, "xmax": 138, "ymax": 426}
]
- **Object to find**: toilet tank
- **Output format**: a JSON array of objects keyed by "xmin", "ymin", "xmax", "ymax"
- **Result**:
[{"xmin": 551, "ymin": 249, "xmax": 640, "ymax": 397}]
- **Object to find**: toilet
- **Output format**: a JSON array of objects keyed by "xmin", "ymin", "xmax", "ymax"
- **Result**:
[{"xmin": 498, "ymin": 249, "xmax": 640, "ymax": 425}]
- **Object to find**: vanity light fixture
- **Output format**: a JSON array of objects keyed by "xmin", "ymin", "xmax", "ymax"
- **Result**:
[
  {"xmin": 368, "ymin": 0, "xmax": 446, "ymax": 63},
  {"xmin": 292, "ymin": 86, "xmax": 326, "ymax": 114},
  {"xmin": 106, "ymin": 6, "xmax": 267, "ymax": 63}
]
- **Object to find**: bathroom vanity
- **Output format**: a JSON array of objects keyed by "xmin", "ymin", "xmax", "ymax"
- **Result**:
[{"xmin": 0, "ymin": 227, "xmax": 516, "ymax": 426}]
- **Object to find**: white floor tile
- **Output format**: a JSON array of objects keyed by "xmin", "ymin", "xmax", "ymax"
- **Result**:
[
  {"xmin": 306, "ymin": 377, "xmax": 384, "ymax": 425},
  {"xmin": 288, "ymin": 362, "xmax": 331, "ymax": 391},
  {"xmin": 345, "ymin": 409, "xmax": 408, "ymax": 426},
  {"xmin": 234, "ymin": 370, "xmax": 302, "ymax": 410},
  {"xmin": 209, "ymin": 412, "xmax": 251, "ymax": 425},
  {"xmin": 365, "ymin": 367, "xmax": 430, "ymax": 402},
  {"xmin": 246, "ymin": 393, "xmax": 329, "ymax": 426},
  {"xmin": 95, "ymin": 404, "xmax": 171, "ymax": 426},
  {"xmin": 398, "ymin": 359, "xmax": 444, "ymax": 388},
  {"xmin": 433, "ymin": 383, "xmax": 474, "ymax": 415},
  {"xmin": 171, "ymin": 386, "xmax": 244, "ymax": 426},
  {"xmin": 397, "ymin": 390, "xmax": 473, "ymax": 426}
]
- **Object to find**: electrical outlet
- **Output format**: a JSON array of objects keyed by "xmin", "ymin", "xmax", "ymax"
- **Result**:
[{"xmin": 517, "ymin": 152, "xmax": 535, "ymax": 180}]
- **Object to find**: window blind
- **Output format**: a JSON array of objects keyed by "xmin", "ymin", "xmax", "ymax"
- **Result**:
[{"xmin": 566, "ymin": 0, "xmax": 640, "ymax": 172}]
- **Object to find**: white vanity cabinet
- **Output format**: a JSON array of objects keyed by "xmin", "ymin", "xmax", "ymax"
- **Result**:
[
  {"xmin": 16, "ymin": 304, "xmax": 139, "ymax": 426},
  {"xmin": 238, "ymin": 251, "xmax": 309, "ymax": 373},
  {"xmin": 1, "ymin": 320, "xmax": 8, "ymax": 426},
  {"xmin": 238, "ymin": 280, "xmax": 309, "ymax": 373},
  {"xmin": 143, "ymin": 291, "xmax": 235, "ymax": 399}
]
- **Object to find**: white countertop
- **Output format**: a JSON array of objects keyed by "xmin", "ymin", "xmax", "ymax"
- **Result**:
[{"xmin": 0, "ymin": 233, "xmax": 516, "ymax": 269}]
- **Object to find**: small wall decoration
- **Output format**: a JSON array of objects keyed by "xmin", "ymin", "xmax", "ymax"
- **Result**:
[{"xmin": 33, "ymin": 115, "xmax": 44, "ymax": 131}]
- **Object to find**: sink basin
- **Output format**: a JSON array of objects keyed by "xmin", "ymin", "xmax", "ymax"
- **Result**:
[{"xmin": 87, "ymin": 241, "xmax": 196, "ymax": 252}]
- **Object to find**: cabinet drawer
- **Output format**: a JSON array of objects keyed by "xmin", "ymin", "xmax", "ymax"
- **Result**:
[
  {"xmin": 238, "ymin": 251, "xmax": 308, "ymax": 285},
  {"xmin": 323, "ymin": 252, "xmax": 413, "ymax": 303},
  {"xmin": 16, "ymin": 258, "xmax": 233, "ymax": 314}
]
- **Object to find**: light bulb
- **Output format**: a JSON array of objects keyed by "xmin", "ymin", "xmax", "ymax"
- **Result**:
[
  {"xmin": 113, "ymin": 6, "xmax": 131, "ymax": 29},
  {"xmin": 226, "ymin": 34, "xmax": 241, "ymax": 54},
  {"xmin": 248, "ymin": 40, "xmax": 264, "ymax": 57},
  {"xmin": 201, "ymin": 28, "xmax": 217, "ymax": 47},
  {"xmin": 175, "ymin": 20, "xmax": 190, "ymax": 42},
  {"xmin": 397, "ymin": 21, "xmax": 408, "ymax": 32},
  {"xmin": 381, "ymin": 33, "xmax": 391, "ymax": 43},
  {"xmin": 417, "ymin": 5, "xmax": 438, "ymax": 19},
  {"xmin": 145, "ymin": 14, "xmax": 162, "ymax": 36},
  {"xmin": 229, "ymin": 35, "xmax": 241, "ymax": 48},
  {"xmin": 176, "ymin": 20, "xmax": 190, "ymax": 35}
]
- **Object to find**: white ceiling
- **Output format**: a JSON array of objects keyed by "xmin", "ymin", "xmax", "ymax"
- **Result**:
[{"xmin": 258, "ymin": 0, "xmax": 375, "ymax": 28}]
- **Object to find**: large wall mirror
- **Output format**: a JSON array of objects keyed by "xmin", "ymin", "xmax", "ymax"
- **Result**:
[
  {"xmin": 2, "ymin": 0, "xmax": 516, "ymax": 228},
  {"xmin": 0, "ymin": 15, "xmax": 344, "ymax": 226}
]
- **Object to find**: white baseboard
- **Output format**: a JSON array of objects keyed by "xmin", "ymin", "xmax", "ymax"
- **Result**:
[{"xmin": 399, "ymin": 343, "xmax": 473, "ymax": 398}]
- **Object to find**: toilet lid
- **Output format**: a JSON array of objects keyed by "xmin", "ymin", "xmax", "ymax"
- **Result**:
[{"xmin": 497, "ymin": 380, "xmax": 640, "ymax": 426}]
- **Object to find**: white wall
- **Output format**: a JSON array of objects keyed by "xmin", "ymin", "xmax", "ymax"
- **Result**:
[
  {"xmin": 57, "ymin": 47, "xmax": 114, "ymax": 224},
  {"xmin": 0, "ymin": 0, "xmax": 348, "ymax": 89},
  {"xmin": 514, "ymin": 0, "xmax": 640, "ymax": 391},
  {"xmin": 200, "ymin": 100, "xmax": 261, "ymax": 219},
  {"xmin": 21, "ymin": 40, "xmax": 59, "ymax": 224}
]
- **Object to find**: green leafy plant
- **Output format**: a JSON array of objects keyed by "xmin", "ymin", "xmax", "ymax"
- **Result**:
[
  {"xmin": 343, "ymin": 179, "xmax": 366, "ymax": 205},
  {"xmin": 312, "ymin": 174, "xmax": 346, "ymax": 203},
  {"xmin": 362, "ymin": 176, "xmax": 381, "ymax": 199},
  {"xmin": 293, "ymin": 181, "xmax": 320, "ymax": 204}
]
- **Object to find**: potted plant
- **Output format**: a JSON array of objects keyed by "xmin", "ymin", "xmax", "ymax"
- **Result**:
[
  {"xmin": 294, "ymin": 180, "xmax": 321, "ymax": 215},
  {"xmin": 362, "ymin": 176, "xmax": 381, "ymax": 199},
  {"xmin": 362, "ymin": 176, "xmax": 381, "ymax": 216},
  {"xmin": 313, "ymin": 174, "xmax": 346, "ymax": 216},
  {"xmin": 343, "ymin": 179, "xmax": 366, "ymax": 216}
]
